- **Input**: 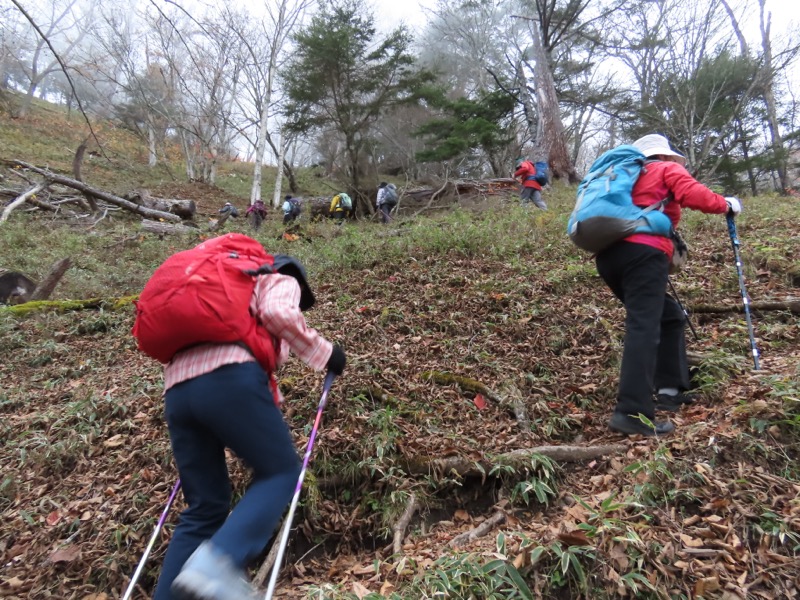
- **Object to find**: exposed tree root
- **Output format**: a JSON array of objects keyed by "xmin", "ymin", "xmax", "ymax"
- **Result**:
[
  {"xmin": 449, "ymin": 510, "xmax": 507, "ymax": 548},
  {"xmin": 319, "ymin": 444, "xmax": 625, "ymax": 489},
  {"xmin": 691, "ymin": 299, "xmax": 800, "ymax": 314},
  {"xmin": 252, "ymin": 520, "xmax": 285, "ymax": 587},
  {"xmin": 393, "ymin": 493, "xmax": 418, "ymax": 556},
  {"xmin": 404, "ymin": 444, "xmax": 626, "ymax": 481}
]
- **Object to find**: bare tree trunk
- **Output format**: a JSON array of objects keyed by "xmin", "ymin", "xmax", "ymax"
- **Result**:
[
  {"xmin": 757, "ymin": 1, "xmax": 788, "ymax": 194},
  {"xmin": 148, "ymin": 123, "xmax": 158, "ymax": 168},
  {"xmin": 721, "ymin": 0, "xmax": 787, "ymax": 194},
  {"xmin": 527, "ymin": 16, "xmax": 578, "ymax": 183},
  {"xmin": 515, "ymin": 57, "xmax": 538, "ymax": 146},
  {"xmin": 251, "ymin": 103, "xmax": 268, "ymax": 205},
  {"xmin": 273, "ymin": 130, "xmax": 285, "ymax": 208}
]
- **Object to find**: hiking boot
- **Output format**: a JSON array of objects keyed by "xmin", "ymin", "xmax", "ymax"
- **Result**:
[
  {"xmin": 609, "ymin": 412, "xmax": 675, "ymax": 437},
  {"xmin": 654, "ymin": 392, "xmax": 696, "ymax": 412},
  {"xmin": 172, "ymin": 541, "xmax": 258, "ymax": 600}
]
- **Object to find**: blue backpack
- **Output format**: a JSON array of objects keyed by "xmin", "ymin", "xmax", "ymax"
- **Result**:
[
  {"xmin": 567, "ymin": 145, "xmax": 673, "ymax": 253},
  {"xmin": 533, "ymin": 161, "xmax": 549, "ymax": 185}
]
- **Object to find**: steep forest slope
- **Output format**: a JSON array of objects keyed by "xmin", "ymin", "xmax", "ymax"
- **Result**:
[{"xmin": 1, "ymin": 106, "xmax": 800, "ymax": 600}]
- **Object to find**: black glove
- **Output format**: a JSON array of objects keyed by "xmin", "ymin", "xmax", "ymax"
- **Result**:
[{"xmin": 326, "ymin": 344, "xmax": 346, "ymax": 376}]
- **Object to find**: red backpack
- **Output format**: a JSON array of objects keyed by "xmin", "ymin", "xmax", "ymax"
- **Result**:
[{"xmin": 132, "ymin": 233, "xmax": 278, "ymax": 372}]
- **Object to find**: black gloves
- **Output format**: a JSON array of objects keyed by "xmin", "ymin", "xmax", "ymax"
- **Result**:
[{"xmin": 326, "ymin": 344, "xmax": 346, "ymax": 376}]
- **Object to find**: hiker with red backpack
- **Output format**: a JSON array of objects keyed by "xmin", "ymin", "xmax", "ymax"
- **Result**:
[
  {"xmin": 590, "ymin": 134, "xmax": 741, "ymax": 436},
  {"xmin": 133, "ymin": 234, "xmax": 346, "ymax": 600},
  {"xmin": 513, "ymin": 157, "xmax": 548, "ymax": 210}
]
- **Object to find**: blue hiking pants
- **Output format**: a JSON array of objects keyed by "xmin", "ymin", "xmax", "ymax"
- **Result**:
[
  {"xmin": 153, "ymin": 362, "xmax": 301, "ymax": 600},
  {"xmin": 595, "ymin": 242, "xmax": 689, "ymax": 420}
]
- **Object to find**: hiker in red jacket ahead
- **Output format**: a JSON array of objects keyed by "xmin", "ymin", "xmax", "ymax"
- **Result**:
[
  {"xmin": 598, "ymin": 134, "xmax": 741, "ymax": 436},
  {"xmin": 513, "ymin": 158, "xmax": 547, "ymax": 210}
]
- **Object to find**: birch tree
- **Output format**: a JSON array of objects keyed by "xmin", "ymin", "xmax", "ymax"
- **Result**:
[{"xmin": 224, "ymin": 0, "xmax": 312, "ymax": 207}]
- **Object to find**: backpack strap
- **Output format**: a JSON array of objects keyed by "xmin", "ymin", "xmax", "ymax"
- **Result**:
[{"xmin": 244, "ymin": 263, "xmax": 276, "ymax": 277}]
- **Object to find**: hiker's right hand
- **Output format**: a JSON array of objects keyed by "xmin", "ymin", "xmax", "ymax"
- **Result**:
[
  {"xmin": 327, "ymin": 344, "xmax": 346, "ymax": 376},
  {"xmin": 725, "ymin": 196, "xmax": 741, "ymax": 216}
]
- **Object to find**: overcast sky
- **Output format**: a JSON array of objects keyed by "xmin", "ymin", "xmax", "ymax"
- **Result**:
[{"xmin": 369, "ymin": 0, "xmax": 799, "ymax": 37}]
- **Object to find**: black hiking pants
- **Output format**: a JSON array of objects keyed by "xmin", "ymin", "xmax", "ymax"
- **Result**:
[{"xmin": 596, "ymin": 241, "xmax": 689, "ymax": 420}]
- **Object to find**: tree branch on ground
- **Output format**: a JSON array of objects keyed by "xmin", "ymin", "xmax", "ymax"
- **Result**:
[
  {"xmin": 3, "ymin": 161, "xmax": 181, "ymax": 222},
  {"xmin": 449, "ymin": 510, "xmax": 506, "ymax": 548},
  {"xmin": 0, "ymin": 182, "xmax": 47, "ymax": 224}
]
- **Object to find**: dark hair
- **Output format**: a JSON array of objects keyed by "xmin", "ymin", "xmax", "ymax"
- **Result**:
[
  {"xmin": 379, "ymin": 181, "xmax": 388, "ymax": 188},
  {"xmin": 284, "ymin": 194, "xmax": 292, "ymax": 200}
]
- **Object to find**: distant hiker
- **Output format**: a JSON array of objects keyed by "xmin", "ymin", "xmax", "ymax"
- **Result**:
[
  {"xmin": 218, "ymin": 202, "xmax": 239, "ymax": 218},
  {"xmin": 513, "ymin": 157, "xmax": 548, "ymax": 210},
  {"xmin": 133, "ymin": 234, "xmax": 346, "ymax": 600},
  {"xmin": 329, "ymin": 192, "xmax": 353, "ymax": 224},
  {"xmin": 376, "ymin": 182, "xmax": 397, "ymax": 224},
  {"xmin": 246, "ymin": 200, "xmax": 268, "ymax": 231},
  {"xmin": 282, "ymin": 195, "xmax": 302, "ymax": 225},
  {"xmin": 595, "ymin": 134, "xmax": 741, "ymax": 436}
]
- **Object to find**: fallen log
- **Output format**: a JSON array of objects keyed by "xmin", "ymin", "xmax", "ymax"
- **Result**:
[
  {"xmin": 127, "ymin": 190, "xmax": 197, "ymax": 219},
  {"xmin": 0, "ymin": 295, "xmax": 137, "ymax": 316},
  {"xmin": 141, "ymin": 219, "xmax": 198, "ymax": 236},
  {"xmin": 3, "ymin": 160, "xmax": 182, "ymax": 222},
  {"xmin": 691, "ymin": 300, "xmax": 800, "ymax": 314}
]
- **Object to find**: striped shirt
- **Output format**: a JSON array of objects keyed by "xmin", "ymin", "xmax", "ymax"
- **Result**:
[{"xmin": 163, "ymin": 273, "xmax": 333, "ymax": 400}]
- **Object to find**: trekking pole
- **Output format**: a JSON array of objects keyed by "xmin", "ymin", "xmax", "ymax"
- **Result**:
[
  {"xmin": 726, "ymin": 214, "xmax": 761, "ymax": 370},
  {"xmin": 667, "ymin": 277, "xmax": 699, "ymax": 341},
  {"xmin": 121, "ymin": 479, "xmax": 181, "ymax": 600},
  {"xmin": 264, "ymin": 371, "xmax": 336, "ymax": 600}
]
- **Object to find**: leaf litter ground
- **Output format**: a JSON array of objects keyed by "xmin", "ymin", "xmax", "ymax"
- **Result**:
[{"xmin": 1, "ymin": 191, "xmax": 799, "ymax": 599}]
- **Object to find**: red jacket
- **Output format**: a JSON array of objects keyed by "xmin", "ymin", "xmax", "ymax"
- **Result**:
[
  {"xmin": 514, "ymin": 161, "xmax": 542, "ymax": 190},
  {"xmin": 625, "ymin": 161, "xmax": 728, "ymax": 257}
]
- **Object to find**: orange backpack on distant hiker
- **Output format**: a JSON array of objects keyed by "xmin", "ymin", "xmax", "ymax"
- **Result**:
[{"xmin": 132, "ymin": 233, "xmax": 278, "ymax": 372}]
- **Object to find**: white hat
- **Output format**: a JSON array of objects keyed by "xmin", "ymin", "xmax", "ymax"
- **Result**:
[{"xmin": 632, "ymin": 134, "xmax": 685, "ymax": 162}]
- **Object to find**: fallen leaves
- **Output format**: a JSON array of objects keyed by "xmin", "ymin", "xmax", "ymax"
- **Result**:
[{"xmin": 47, "ymin": 545, "xmax": 81, "ymax": 564}]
